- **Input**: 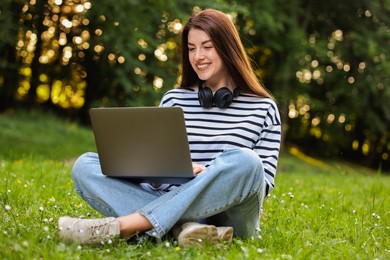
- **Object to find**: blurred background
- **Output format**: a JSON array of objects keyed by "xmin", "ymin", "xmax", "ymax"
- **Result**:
[{"xmin": 0, "ymin": 0, "xmax": 389, "ymax": 170}]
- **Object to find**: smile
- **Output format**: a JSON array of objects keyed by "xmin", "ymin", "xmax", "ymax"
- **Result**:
[{"xmin": 196, "ymin": 63, "xmax": 210, "ymax": 70}]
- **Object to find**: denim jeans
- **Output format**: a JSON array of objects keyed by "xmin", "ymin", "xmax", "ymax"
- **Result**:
[{"xmin": 71, "ymin": 148, "xmax": 265, "ymax": 239}]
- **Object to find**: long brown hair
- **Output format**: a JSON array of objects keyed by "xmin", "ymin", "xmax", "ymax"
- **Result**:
[{"xmin": 179, "ymin": 9, "xmax": 273, "ymax": 99}]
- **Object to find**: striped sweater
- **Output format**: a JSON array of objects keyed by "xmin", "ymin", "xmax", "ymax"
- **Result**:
[{"xmin": 149, "ymin": 87, "xmax": 281, "ymax": 196}]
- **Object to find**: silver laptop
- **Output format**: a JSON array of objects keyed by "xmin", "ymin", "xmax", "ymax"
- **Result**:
[{"xmin": 89, "ymin": 107, "xmax": 194, "ymax": 184}]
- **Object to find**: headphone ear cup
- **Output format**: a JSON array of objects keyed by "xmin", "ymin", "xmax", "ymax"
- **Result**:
[
  {"xmin": 213, "ymin": 87, "xmax": 234, "ymax": 108},
  {"xmin": 198, "ymin": 87, "xmax": 214, "ymax": 108}
]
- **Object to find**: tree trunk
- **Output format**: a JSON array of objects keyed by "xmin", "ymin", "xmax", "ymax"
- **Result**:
[{"xmin": 26, "ymin": 0, "xmax": 46, "ymax": 108}]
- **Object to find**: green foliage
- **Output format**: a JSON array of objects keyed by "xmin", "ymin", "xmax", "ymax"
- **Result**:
[
  {"xmin": 0, "ymin": 0, "xmax": 389, "ymax": 168},
  {"xmin": 242, "ymin": 0, "xmax": 390, "ymax": 168},
  {"xmin": 0, "ymin": 111, "xmax": 389, "ymax": 259}
]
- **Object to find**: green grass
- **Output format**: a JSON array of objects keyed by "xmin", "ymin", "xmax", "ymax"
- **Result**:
[{"xmin": 0, "ymin": 110, "xmax": 389, "ymax": 259}]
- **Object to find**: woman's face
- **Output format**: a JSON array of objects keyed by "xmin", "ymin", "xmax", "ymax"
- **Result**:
[{"xmin": 187, "ymin": 28, "xmax": 229, "ymax": 90}]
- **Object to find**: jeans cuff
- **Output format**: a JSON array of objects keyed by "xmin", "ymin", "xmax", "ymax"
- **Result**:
[{"xmin": 137, "ymin": 209, "xmax": 165, "ymax": 238}]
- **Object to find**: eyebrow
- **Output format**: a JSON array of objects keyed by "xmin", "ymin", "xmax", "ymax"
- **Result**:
[{"xmin": 188, "ymin": 40, "xmax": 212, "ymax": 45}]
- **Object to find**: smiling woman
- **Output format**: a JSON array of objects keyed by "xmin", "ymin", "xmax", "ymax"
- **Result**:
[
  {"xmin": 58, "ymin": 8, "xmax": 282, "ymax": 248},
  {"xmin": 187, "ymin": 29, "xmax": 229, "ymax": 89},
  {"xmin": 179, "ymin": 9, "xmax": 273, "ymax": 100}
]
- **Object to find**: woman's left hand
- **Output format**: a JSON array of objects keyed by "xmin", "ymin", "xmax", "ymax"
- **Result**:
[{"xmin": 192, "ymin": 162, "xmax": 206, "ymax": 175}]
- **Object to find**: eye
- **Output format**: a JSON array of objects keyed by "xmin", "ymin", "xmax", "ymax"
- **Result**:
[
  {"xmin": 204, "ymin": 45, "xmax": 213, "ymax": 50},
  {"xmin": 188, "ymin": 47, "xmax": 195, "ymax": 52}
]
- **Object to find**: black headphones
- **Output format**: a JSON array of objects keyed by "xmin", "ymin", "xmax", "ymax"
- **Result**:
[{"xmin": 198, "ymin": 84, "xmax": 240, "ymax": 108}]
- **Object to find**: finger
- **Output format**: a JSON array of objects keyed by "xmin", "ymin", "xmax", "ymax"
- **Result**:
[{"xmin": 193, "ymin": 165, "xmax": 205, "ymax": 175}]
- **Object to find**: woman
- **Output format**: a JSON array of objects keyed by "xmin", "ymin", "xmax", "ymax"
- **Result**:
[{"xmin": 59, "ymin": 8, "xmax": 281, "ymax": 247}]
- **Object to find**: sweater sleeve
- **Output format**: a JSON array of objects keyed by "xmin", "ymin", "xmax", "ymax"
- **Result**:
[{"xmin": 253, "ymin": 101, "xmax": 281, "ymax": 196}]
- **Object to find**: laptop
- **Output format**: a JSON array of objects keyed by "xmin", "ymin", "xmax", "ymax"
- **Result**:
[{"xmin": 89, "ymin": 107, "xmax": 194, "ymax": 184}]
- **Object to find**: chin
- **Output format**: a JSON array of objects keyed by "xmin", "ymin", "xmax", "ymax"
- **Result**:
[{"xmin": 197, "ymin": 74, "xmax": 211, "ymax": 82}]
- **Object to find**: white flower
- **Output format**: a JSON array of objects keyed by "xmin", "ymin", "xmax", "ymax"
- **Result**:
[
  {"xmin": 39, "ymin": 206, "xmax": 44, "ymax": 211},
  {"xmin": 165, "ymin": 241, "xmax": 170, "ymax": 247},
  {"xmin": 5, "ymin": 205, "xmax": 11, "ymax": 211},
  {"xmin": 43, "ymin": 226, "xmax": 49, "ymax": 232}
]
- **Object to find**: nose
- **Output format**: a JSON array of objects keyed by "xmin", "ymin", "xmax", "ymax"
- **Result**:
[{"xmin": 194, "ymin": 49, "xmax": 205, "ymax": 61}]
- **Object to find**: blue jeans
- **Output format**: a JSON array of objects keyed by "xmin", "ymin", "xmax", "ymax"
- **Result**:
[{"xmin": 72, "ymin": 148, "xmax": 265, "ymax": 239}]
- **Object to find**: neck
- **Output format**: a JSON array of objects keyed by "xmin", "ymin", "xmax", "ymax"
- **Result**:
[{"xmin": 203, "ymin": 79, "xmax": 234, "ymax": 92}]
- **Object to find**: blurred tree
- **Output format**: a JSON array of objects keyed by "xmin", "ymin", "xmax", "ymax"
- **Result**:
[
  {"xmin": 237, "ymin": 0, "xmax": 389, "ymax": 168},
  {"xmin": 0, "ymin": 0, "xmax": 388, "ymax": 169},
  {"xmin": 0, "ymin": 0, "xmax": 24, "ymax": 110},
  {"xmin": 285, "ymin": 0, "xmax": 390, "ymax": 167}
]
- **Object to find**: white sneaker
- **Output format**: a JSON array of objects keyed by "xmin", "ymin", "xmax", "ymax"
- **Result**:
[
  {"xmin": 174, "ymin": 222, "xmax": 233, "ymax": 248},
  {"xmin": 58, "ymin": 216, "xmax": 120, "ymax": 245},
  {"xmin": 216, "ymin": 226, "xmax": 234, "ymax": 244}
]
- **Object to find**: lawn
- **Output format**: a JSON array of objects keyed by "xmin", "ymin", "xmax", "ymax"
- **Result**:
[{"xmin": 0, "ymin": 110, "xmax": 389, "ymax": 259}]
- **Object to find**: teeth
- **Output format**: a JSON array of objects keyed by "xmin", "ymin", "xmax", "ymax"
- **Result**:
[{"xmin": 197, "ymin": 64, "xmax": 208, "ymax": 69}]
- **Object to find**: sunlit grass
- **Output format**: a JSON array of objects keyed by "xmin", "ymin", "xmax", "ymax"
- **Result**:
[{"xmin": 0, "ymin": 110, "xmax": 389, "ymax": 259}]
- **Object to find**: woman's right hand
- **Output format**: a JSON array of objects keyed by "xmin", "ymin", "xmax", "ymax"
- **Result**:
[{"xmin": 192, "ymin": 162, "xmax": 206, "ymax": 175}]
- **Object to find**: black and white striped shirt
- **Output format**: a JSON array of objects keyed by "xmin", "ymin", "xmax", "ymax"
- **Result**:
[{"xmin": 142, "ymin": 87, "xmax": 281, "ymax": 196}]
